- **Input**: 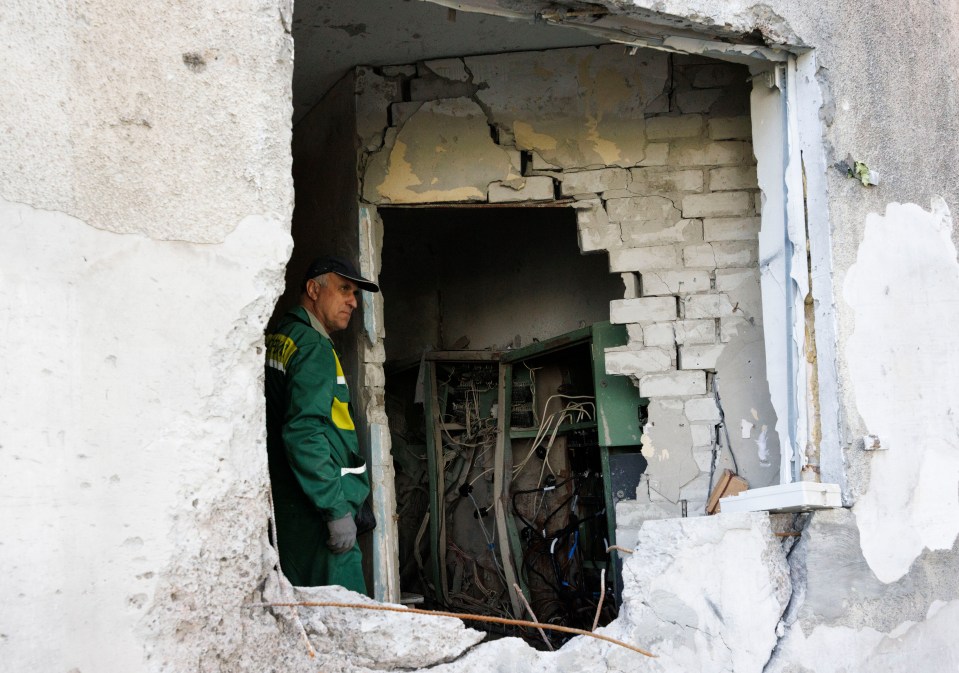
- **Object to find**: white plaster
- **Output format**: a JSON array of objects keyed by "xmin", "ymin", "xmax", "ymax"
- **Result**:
[
  {"xmin": 845, "ymin": 199, "xmax": 959, "ymax": 583},
  {"xmin": 0, "ymin": 197, "xmax": 291, "ymax": 672}
]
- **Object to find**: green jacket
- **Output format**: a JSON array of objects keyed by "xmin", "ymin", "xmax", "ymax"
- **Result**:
[{"xmin": 265, "ymin": 306, "xmax": 370, "ymax": 522}]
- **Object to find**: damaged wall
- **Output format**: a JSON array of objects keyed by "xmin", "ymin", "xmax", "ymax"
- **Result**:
[{"xmin": 353, "ymin": 45, "xmax": 777, "ymax": 522}]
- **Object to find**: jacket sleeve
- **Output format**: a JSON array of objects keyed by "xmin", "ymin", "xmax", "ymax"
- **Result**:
[{"xmin": 281, "ymin": 339, "xmax": 351, "ymax": 521}]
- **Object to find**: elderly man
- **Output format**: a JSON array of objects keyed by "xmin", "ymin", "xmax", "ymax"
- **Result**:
[{"xmin": 265, "ymin": 255, "xmax": 379, "ymax": 592}]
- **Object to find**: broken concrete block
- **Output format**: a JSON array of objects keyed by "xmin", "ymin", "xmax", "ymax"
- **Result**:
[
  {"xmin": 605, "ymin": 347, "xmax": 673, "ymax": 376},
  {"xmin": 421, "ymin": 58, "xmax": 469, "ymax": 82},
  {"xmin": 531, "ymin": 151, "xmax": 561, "ymax": 170},
  {"xmin": 363, "ymin": 340, "xmax": 387, "ymax": 364},
  {"xmin": 635, "ymin": 142, "xmax": 669, "ymax": 166},
  {"xmin": 606, "ymin": 195, "xmax": 681, "ymax": 224},
  {"xmin": 575, "ymin": 199, "xmax": 622, "ymax": 253},
  {"xmin": 709, "ymin": 165, "xmax": 758, "ymax": 191},
  {"xmin": 622, "ymin": 218, "xmax": 701, "ymax": 247},
  {"xmin": 408, "ymin": 77, "xmax": 476, "ymax": 101},
  {"xmin": 640, "ymin": 269, "xmax": 710, "ymax": 296},
  {"xmin": 685, "ymin": 396, "xmax": 721, "ymax": 422},
  {"xmin": 608, "ymin": 245, "xmax": 681, "ymax": 272},
  {"xmin": 709, "ymin": 115, "xmax": 752, "ymax": 140},
  {"xmin": 355, "ymin": 68, "xmax": 399, "ymax": 151},
  {"xmin": 682, "ymin": 191, "xmax": 751, "ymax": 218},
  {"xmin": 599, "ymin": 188, "xmax": 634, "ymax": 200},
  {"xmin": 704, "ymin": 216, "xmax": 761, "ymax": 241},
  {"xmin": 618, "ymin": 513, "xmax": 790, "ymax": 673},
  {"xmin": 645, "ymin": 114, "xmax": 704, "ymax": 140},
  {"xmin": 680, "ymin": 343, "xmax": 725, "ymax": 370},
  {"xmin": 683, "ymin": 243, "xmax": 717, "ymax": 268},
  {"xmin": 640, "ymin": 370, "xmax": 706, "ymax": 396},
  {"xmin": 685, "ymin": 293, "xmax": 735, "ymax": 319},
  {"xmin": 713, "ymin": 241, "xmax": 758, "ymax": 267},
  {"xmin": 621, "ymin": 272, "xmax": 640, "ymax": 299},
  {"xmin": 671, "ymin": 140, "xmax": 745, "ymax": 167},
  {"xmin": 364, "ymin": 363, "xmax": 386, "ymax": 387},
  {"xmin": 674, "ymin": 319, "xmax": 716, "ymax": 345},
  {"xmin": 559, "ymin": 167, "xmax": 629, "ymax": 195},
  {"xmin": 381, "ymin": 64, "xmax": 416, "ymax": 78},
  {"xmin": 488, "ymin": 176, "xmax": 554, "ymax": 202},
  {"xmin": 628, "ymin": 167, "xmax": 704, "ymax": 194},
  {"xmin": 610, "ymin": 296, "xmax": 677, "ymax": 323}
]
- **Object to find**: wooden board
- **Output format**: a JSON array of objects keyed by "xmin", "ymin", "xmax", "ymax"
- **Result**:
[{"xmin": 707, "ymin": 469, "xmax": 749, "ymax": 514}]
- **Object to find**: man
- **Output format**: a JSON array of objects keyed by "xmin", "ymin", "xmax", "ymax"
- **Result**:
[{"xmin": 265, "ymin": 255, "xmax": 379, "ymax": 592}]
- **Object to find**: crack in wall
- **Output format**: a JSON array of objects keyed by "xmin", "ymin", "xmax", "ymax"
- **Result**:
[{"xmin": 762, "ymin": 512, "xmax": 813, "ymax": 672}]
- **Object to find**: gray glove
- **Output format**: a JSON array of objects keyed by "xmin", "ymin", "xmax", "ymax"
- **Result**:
[{"xmin": 326, "ymin": 513, "xmax": 357, "ymax": 554}]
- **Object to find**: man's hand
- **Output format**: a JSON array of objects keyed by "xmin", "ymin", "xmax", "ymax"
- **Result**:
[{"xmin": 326, "ymin": 513, "xmax": 357, "ymax": 554}]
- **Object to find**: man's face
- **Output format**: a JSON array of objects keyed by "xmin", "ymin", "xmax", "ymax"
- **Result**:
[{"xmin": 304, "ymin": 273, "xmax": 360, "ymax": 334}]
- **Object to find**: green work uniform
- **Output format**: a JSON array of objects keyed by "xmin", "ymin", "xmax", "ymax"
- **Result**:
[{"xmin": 265, "ymin": 306, "xmax": 370, "ymax": 593}]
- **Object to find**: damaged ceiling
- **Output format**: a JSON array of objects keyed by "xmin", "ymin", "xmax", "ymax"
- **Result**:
[{"xmin": 292, "ymin": 0, "xmax": 791, "ymax": 123}]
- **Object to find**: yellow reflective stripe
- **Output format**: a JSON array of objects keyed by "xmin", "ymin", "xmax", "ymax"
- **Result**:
[
  {"xmin": 332, "ymin": 398, "xmax": 355, "ymax": 431},
  {"xmin": 265, "ymin": 334, "xmax": 297, "ymax": 373}
]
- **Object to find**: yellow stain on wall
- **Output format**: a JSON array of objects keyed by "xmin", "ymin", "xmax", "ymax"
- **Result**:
[
  {"xmin": 513, "ymin": 121, "xmax": 558, "ymax": 151},
  {"xmin": 375, "ymin": 140, "xmax": 484, "ymax": 203}
]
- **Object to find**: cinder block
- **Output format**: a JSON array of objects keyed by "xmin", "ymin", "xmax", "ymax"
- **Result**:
[
  {"xmin": 685, "ymin": 396, "xmax": 721, "ymax": 422},
  {"xmin": 709, "ymin": 166, "xmax": 758, "ymax": 191},
  {"xmin": 609, "ymin": 245, "xmax": 681, "ymax": 272},
  {"xmin": 532, "ymin": 152, "xmax": 561, "ymax": 170},
  {"xmin": 488, "ymin": 177, "xmax": 554, "ymax": 203},
  {"xmin": 610, "ymin": 297, "xmax": 677, "ymax": 324},
  {"xmin": 713, "ymin": 241, "xmax": 758, "ymax": 268},
  {"xmin": 680, "ymin": 344, "xmax": 726, "ymax": 370},
  {"xmin": 622, "ymin": 218, "xmax": 701, "ymax": 247},
  {"xmin": 639, "ymin": 370, "xmax": 706, "ymax": 397},
  {"xmin": 363, "ymin": 341, "xmax": 387, "ymax": 364},
  {"xmin": 645, "ymin": 114, "xmax": 704, "ymax": 140},
  {"xmin": 621, "ymin": 272, "xmax": 640, "ymax": 300},
  {"xmin": 709, "ymin": 116, "xmax": 752, "ymax": 140},
  {"xmin": 641, "ymin": 322, "xmax": 675, "ymax": 347},
  {"xmin": 606, "ymin": 195, "xmax": 681, "ymax": 223},
  {"xmin": 575, "ymin": 200, "xmax": 622, "ymax": 253},
  {"xmin": 364, "ymin": 363, "xmax": 386, "ymax": 388},
  {"xmin": 674, "ymin": 320, "xmax": 716, "ymax": 345},
  {"xmin": 703, "ymin": 217, "xmax": 761, "ymax": 241},
  {"xmin": 560, "ymin": 168, "xmax": 629, "ymax": 195},
  {"xmin": 629, "ymin": 168, "xmax": 704, "ymax": 194},
  {"xmin": 636, "ymin": 143, "xmax": 669, "ymax": 166},
  {"xmin": 693, "ymin": 445, "xmax": 716, "ymax": 471},
  {"xmin": 683, "ymin": 243, "xmax": 716, "ymax": 268},
  {"xmin": 641, "ymin": 269, "xmax": 711, "ymax": 296},
  {"xmin": 682, "ymin": 192, "xmax": 751, "ymax": 218},
  {"xmin": 671, "ymin": 141, "xmax": 745, "ymax": 167},
  {"xmin": 685, "ymin": 293, "xmax": 735, "ymax": 319},
  {"xmin": 715, "ymin": 267, "xmax": 759, "ymax": 291},
  {"xmin": 605, "ymin": 347, "xmax": 673, "ymax": 376}
]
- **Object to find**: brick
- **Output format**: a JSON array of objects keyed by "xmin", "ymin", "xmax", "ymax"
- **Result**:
[
  {"xmin": 622, "ymin": 218, "xmax": 701, "ymax": 247},
  {"xmin": 610, "ymin": 297, "xmax": 677, "ymax": 324},
  {"xmin": 683, "ymin": 244, "xmax": 716, "ymax": 268},
  {"xmin": 609, "ymin": 245, "xmax": 681, "ymax": 272},
  {"xmin": 680, "ymin": 344, "xmax": 726, "ymax": 370},
  {"xmin": 709, "ymin": 116, "xmax": 752, "ymax": 140},
  {"xmin": 671, "ymin": 141, "xmax": 745, "ymax": 167},
  {"xmin": 645, "ymin": 114, "xmax": 703, "ymax": 140},
  {"xmin": 605, "ymin": 347, "xmax": 673, "ymax": 377},
  {"xmin": 682, "ymin": 192, "xmax": 751, "ymax": 218},
  {"xmin": 629, "ymin": 168, "xmax": 704, "ymax": 194},
  {"xmin": 363, "ymin": 341, "xmax": 387, "ymax": 364},
  {"xmin": 674, "ymin": 320, "xmax": 716, "ymax": 345},
  {"xmin": 606, "ymin": 195, "xmax": 680, "ymax": 223},
  {"xmin": 716, "ymin": 267, "xmax": 760, "ymax": 291},
  {"xmin": 709, "ymin": 166, "xmax": 758, "ymax": 191},
  {"xmin": 626, "ymin": 323, "xmax": 645, "ymax": 344},
  {"xmin": 560, "ymin": 168, "xmax": 629, "ymax": 195},
  {"xmin": 364, "ymin": 363, "xmax": 386, "ymax": 387},
  {"xmin": 636, "ymin": 143, "xmax": 669, "ymax": 166},
  {"xmin": 690, "ymin": 423, "xmax": 715, "ymax": 446},
  {"xmin": 684, "ymin": 293, "xmax": 735, "ymax": 319},
  {"xmin": 685, "ymin": 396, "xmax": 721, "ymax": 422},
  {"xmin": 704, "ymin": 217, "xmax": 761, "ymax": 241},
  {"xmin": 639, "ymin": 370, "xmax": 706, "ymax": 397},
  {"xmin": 640, "ymin": 322, "xmax": 675, "ymax": 347},
  {"xmin": 713, "ymin": 241, "xmax": 758, "ymax": 268},
  {"xmin": 575, "ymin": 200, "xmax": 621, "ymax": 253},
  {"xmin": 621, "ymin": 272, "xmax": 640, "ymax": 300},
  {"xmin": 488, "ymin": 177, "xmax": 554, "ymax": 203},
  {"xmin": 641, "ymin": 270, "xmax": 711, "ymax": 296}
]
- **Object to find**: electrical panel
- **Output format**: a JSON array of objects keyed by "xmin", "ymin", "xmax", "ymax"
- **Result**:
[{"xmin": 385, "ymin": 322, "xmax": 647, "ymax": 647}]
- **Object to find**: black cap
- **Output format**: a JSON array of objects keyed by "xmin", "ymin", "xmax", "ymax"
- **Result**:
[{"xmin": 302, "ymin": 255, "xmax": 380, "ymax": 293}]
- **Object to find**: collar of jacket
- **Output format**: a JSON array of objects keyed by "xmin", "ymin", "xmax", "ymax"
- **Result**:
[{"xmin": 291, "ymin": 305, "xmax": 332, "ymax": 341}]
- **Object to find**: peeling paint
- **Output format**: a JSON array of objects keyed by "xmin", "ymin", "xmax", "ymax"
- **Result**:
[{"xmin": 845, "ymin": 198, "xmax": 959, "ymax": 583}]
